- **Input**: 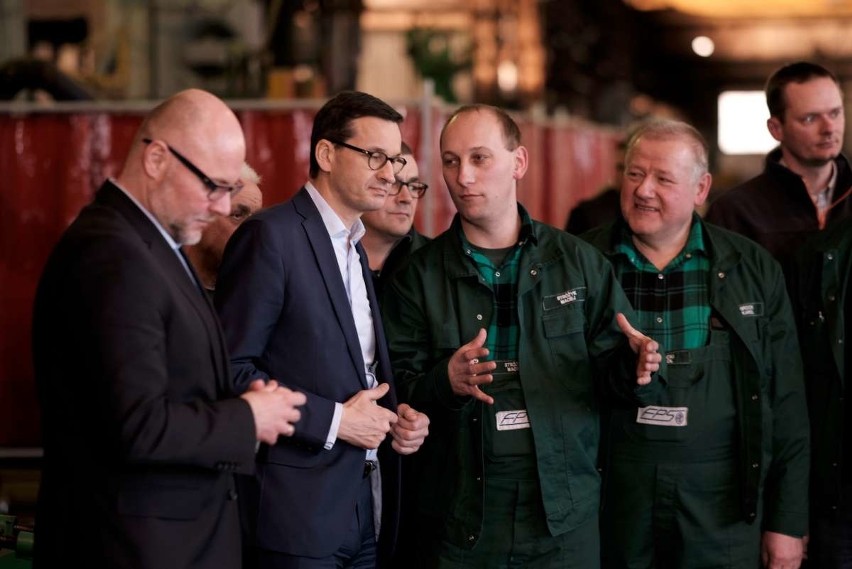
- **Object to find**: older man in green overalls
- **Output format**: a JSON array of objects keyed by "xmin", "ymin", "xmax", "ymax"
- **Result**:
[{"xmin": 584, "ymin": 119, "xmax": 809, "ymax": 569}]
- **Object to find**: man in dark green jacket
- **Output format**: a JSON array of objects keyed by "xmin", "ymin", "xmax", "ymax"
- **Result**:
[
  {"xmin": 383, "ymin": 104, "xmax": 662, "ymax": 568},
  {"xmin": 790, "ymin": 220, "xmax": 852, "ymax": 567},
  {"xmin": 584, "ymin": 119, "xmax": 809, "ymax": 569}
]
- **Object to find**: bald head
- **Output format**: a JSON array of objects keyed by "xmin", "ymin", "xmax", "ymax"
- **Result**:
[
  {"xmin": 135, "ymin": 89, "xmax": 245, "ymax": 173},
  {"xmin": 118, "ymin": 89, "xmax": 247, "ymax": 246}
]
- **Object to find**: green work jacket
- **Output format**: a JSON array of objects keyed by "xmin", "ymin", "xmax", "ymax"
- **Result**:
[
  {"xmin": 584, "ymin": 216, "xmax": 810, "ymax": 537},
  {"xmin": 383, "ymin": 211, "xmax": 656, "ymax": 549}
]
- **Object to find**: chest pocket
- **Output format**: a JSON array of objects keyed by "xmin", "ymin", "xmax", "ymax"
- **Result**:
[
  {"xmin": 542, "ymin": 305, "xmax": 591, "ymax": 390},
  {"xmin": 543, "ymin": 306, "xmax": 586, "ymax": 337}
]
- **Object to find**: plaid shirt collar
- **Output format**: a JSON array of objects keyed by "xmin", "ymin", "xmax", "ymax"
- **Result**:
[{"xmin": 614, "ymin": 215, "xmax": 708, "ymax": 271}]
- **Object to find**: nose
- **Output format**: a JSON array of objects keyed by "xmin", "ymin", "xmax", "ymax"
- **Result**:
[
  {"xmin": 456, "ymin": 160, "xmax": 475, "ymax": 186},
  {"xmin": 377, "ymin": 160, "xmax": 396, "ymax": 183},
  {"xmin": 210, "ymin": 192, "xmax": 232, "ymax": 216},
  {"xmin": 826, "ymin": 114, "xmax": 843, "ymax": 133},
  {"xmin": 396, "ymin": 184, "xmax": 414, "ymax": 204},
  {"xmin": 634, "ymin": 176, "xmax": 655, "ymax": 199}
]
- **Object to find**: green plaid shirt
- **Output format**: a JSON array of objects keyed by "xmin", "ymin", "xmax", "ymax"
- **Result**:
[
  {"xmin": 612, "ymin": 220, "xmax": 710, "ymax": 351},
  {"xmin": 458, "ymin": 212, "xmax": 534, "ymax": 361}
]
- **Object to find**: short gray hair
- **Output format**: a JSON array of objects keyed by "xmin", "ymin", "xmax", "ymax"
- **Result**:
[
  {"xmin": 241, "ymin": 162, "xmax": 262, "ymax": 186},
  {"xmin": 625, "ymin": 119, "xmax": 709, "ymax": 178}
]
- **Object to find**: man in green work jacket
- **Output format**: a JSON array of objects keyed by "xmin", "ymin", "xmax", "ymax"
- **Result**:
[
  {"xmin": 583, "ymin": 119, "xmax": 809, "ymax": 568},
  {"xmin": 382, "ymin": 104, "xmax": 663, "ymax": 568}
]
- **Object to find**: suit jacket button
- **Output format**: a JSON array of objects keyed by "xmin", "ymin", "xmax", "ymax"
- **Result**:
[{"xmin": 228, "ymin": 490, "xmax": 238, "ymax": 500}]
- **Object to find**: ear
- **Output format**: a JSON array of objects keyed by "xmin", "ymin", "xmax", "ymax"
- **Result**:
[
  {"xmin": 315, "ymin": 139, "xmax": 334, "ymax": 174},
  {"xmin": 141, "ymin": 139, "xmax": 169, "ymax": 182},
  {"xmin": 512, "ymin": 145, "xmax": 529, "ymax": 180},
  {"xmin": 694, "ymin": 172, "xmax": 713, "ymax": 207},
  {"xmin": 766, "ymin": 116, "xmax": 783, "ymax": 143}
]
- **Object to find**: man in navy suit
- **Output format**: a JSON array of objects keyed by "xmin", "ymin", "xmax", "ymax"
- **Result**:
[
  {"xmin": 216, "ymin": 91, "xmax": 430, "ymax": 568},
  {"xmin": 32, "ymin": 88, "xmax": 306, "ymax": 569}
]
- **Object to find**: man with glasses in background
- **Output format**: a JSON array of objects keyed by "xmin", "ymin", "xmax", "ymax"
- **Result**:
[
  {"xmin": 185, "ymin": 161, "xmax": 264, "ymax": 295},
  {"xmin": 361, "ymin": 141, "xmax": 431, "ymax": 299},
  {"xmin": 216, "ymin": 90, "xmax": 431, "ymax": 568},
  {"xmin": 32, "ymin": 88, "xmax": 306, "ymax": 569}
]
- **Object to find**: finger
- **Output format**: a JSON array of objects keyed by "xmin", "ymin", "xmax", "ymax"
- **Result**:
[
  {"xmin": 470, "ymin": 360, "xmax": 497, "ymax": 376},
  {"xmin": 392, "ymin": 439, "xmax": 418, "ymax": 455},
  {"xmin": 397, "ymin": 414, "xmax": 429, "ymax": 434},
  {"xmin": 365, "ymin": 382, "xmax": 391, "ymax": 401},
  {"xmin": 641, "ymin": 340, "xmax": 660, "ymax": 356},
  {"xmin": 469, "ymin": 386, "xmax": 494, "ymax": 405},
  {"xmin": 616, "ymin": 312, "xmax": 646, "ymax": 340},
  {"xmin": 467, "ymin": 372, "xmax": 493, "ymax": 387},
  {"xmin": 397, "ymin": 402, "xmax": 411, "ymax": 415},
  {"xmin": 402, "ymin": 406, "xmax": 422, "ymax": 422},
  {"xmin": 247, "ymin": 379, "xmax": 267, "ymax": 392},
  {"xmin": 392, "ymin": 426, "xmax": 426, "ymax": 446},
  {"xmin": 465, "ymin": 328, "xmax": 487, "ymax": 349},
  {"xmin": 287, "ymin": 390, "xmax": 308, "ymax": 406}
]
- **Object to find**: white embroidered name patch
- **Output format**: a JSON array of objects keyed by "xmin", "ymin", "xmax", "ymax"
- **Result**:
[
  {"xmin": 496, "ymin": 410, "xmax": 530, "ymax": 431},
  {"xmin": 636, "ymin": 406, "xmax": 688, "ymax": 427},
  {"xmin": 738, "ymin": 302, "xmax": 764, "ymax": 317}
]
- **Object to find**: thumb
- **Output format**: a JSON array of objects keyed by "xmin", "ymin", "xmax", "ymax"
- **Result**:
[
  {"xmin": 469, "ymin": 328, "xmax": 488, "ymax": 348},
  {"xmin": 397, "ymin": 402, "xmax": 412, "ymax": 416},
  {"xmin": 366, "ymin": 382, "xmax": 391, "ymax": 400},
  {"xmin": 399, "ymin": 403, "xmax": 420, "ymax": 420},
  {"xmin": 616, "ymin": 312, "xmax": 643, "ymax": 340}
]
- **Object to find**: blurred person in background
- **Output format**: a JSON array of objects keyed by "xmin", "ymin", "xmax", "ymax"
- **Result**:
[
  {"xmin": 361, "ymin": 141, "xmax": 431, "ymax": 299},
  {"xmin": 706, "ymin": 61, "xmax": 852, "ymax": 275},
  {"xmin": 185, "ymin": 161, "xmax": 263, "ymax": 294}
]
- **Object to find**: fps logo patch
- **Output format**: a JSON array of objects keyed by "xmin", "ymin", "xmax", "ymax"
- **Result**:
[
  {"xmin": 496, "ymin": 410, "xmax": 531, "ymax": 431},
  {"xmin": 636, "ymin": 406, "xmax": 688, "ymax": 427}
]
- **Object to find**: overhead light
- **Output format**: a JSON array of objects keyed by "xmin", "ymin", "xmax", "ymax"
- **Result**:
[
  {"xmin": 718, "ymin": 91, "xmax": 777, "ymax": 154},
  {"xmin": 691, "ymin": 36, "xmax": 714, "ymax": 57},
  {"xmin": 624, "ymin": 0, "xmax": 852, "ymax": 18},
  {"xmin": 497, "ymin": 60, "xmax": 518, "ymax": 94}
]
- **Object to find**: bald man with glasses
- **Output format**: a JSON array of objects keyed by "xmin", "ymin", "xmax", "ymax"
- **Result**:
[{"xmin": 32, "ymin": 88, "xmax": 305, "ymax": 569}]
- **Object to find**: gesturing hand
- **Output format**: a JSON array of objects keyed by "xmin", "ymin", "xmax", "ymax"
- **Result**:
[
  {"xmin": 337, "ymin": 383, "xmax": 399, "ymax": 450},
  {"xmin": 616, "ymin": 313, "xmax": 661, "ymax": 386},
  {"xmin": 390, "ymin": 403, "xmax": 430, "ymax": 455},
  {"xmin": 447, "ymin": 328, "xmax": 497, "ymax": 405}
]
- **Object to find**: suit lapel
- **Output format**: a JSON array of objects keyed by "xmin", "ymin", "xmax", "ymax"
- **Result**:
[
  {"xmin": 294, "ymin": 189, "xmax": 369, "ymax": 388},
  {"xmin": 358, "ymin": 241, "xmax": 397, "ymax": 409},
  {"xmin": 97, "ymin": 182, "xmax": 230, "ymax": 393}
]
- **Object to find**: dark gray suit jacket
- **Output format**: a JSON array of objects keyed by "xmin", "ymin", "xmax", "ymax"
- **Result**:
[{"xmin": 32, "ymin": 181, "xmax": 257, "ymax": 569}]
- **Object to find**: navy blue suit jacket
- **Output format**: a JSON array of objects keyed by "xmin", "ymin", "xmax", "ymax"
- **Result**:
[{"xmin": 216, "ymin": 187, "xmax": 401, "ymax": 560}]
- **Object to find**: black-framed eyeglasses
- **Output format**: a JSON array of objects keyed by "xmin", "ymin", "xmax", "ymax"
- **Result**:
[
  {"xmin": 327, "ymin": 139, "xmax": 407, "ymax": 174},
  {"xmin": 389, "ymin": 180, "xmax": 428, "ymax": 198},
  {"xmin": 142, "ymin": 138, "xmax": 244, "ymax": 201}
]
